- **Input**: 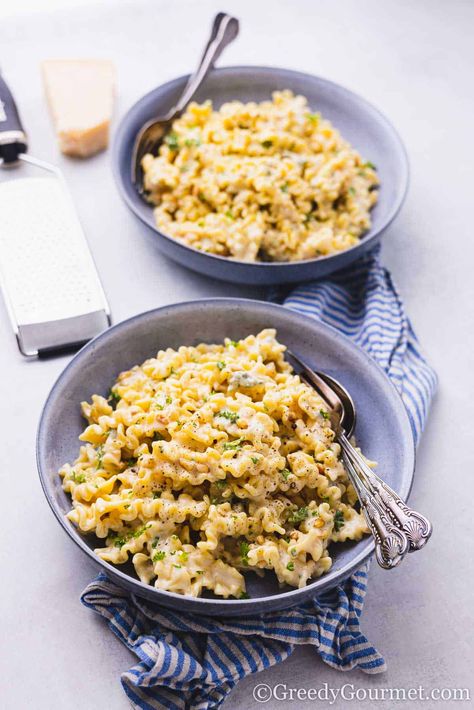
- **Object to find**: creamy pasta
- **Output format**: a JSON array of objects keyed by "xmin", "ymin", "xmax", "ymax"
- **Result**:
[
  {"xmin": 142, "ymin": 91, "xmax": 379, "ymax": 262},
  {"xmin": 60, "ymin": 330, "xmax": 369, "ymax": 598}
]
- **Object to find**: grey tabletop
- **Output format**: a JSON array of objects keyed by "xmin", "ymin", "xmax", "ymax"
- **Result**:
[{"xmin": 1, "ymin": 1, "xmax": 473, "ymax": 708}]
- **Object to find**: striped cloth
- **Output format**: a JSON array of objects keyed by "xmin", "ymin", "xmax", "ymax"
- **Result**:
[
  {"xmin": 81, "ymin": 247, "xmax": 436, "ymax": 710},
  {"xmin": 283, "ymin": 247, "xmax": 436, "ymax": 445}
]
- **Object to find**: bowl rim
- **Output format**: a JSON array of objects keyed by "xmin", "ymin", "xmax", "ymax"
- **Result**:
[
  {"xmin": 36, "ymin": 298, "xmax": 415, "ymax": 610},
  {"xmin": 112, "ymin": 64, "xmax": 410, "ymax": 270}
]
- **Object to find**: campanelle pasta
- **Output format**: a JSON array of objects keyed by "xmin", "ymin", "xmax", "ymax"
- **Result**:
[
  {"xmin": 142, "ymin": 91, "xmax": 379, "ymax": 262},
  {"xmin": 60, "ymin": 330, "xmax": 369, "ymax": 598}
]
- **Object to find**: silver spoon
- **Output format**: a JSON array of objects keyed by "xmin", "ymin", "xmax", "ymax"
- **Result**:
[
  {"xmin": 286, "ymin": 350, "xmax": 433, "ymax": 569},
  {"xmin": 131, "ymin": 12, "xmax": 239, "ymax": 192}
]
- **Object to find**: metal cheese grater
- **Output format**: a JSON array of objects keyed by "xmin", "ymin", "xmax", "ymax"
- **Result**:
[{"xmin": 0, "ymin": 72, "xmax": 111, "ymax": 357}]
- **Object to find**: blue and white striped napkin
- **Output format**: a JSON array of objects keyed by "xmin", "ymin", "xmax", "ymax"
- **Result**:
[{"xmin": 81, "ymin": 247, "xmax": 437, "ymax": 710}]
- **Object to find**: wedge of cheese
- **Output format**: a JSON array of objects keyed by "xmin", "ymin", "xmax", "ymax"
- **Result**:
[{"xmin": 42, "ymin": 59, "xmax": 115, "ymax": 158}]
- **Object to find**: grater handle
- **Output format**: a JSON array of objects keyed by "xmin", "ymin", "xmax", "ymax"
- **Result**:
[{"xmin": 0, "ymin": 72, "xmax": 28, "ymax": 164}]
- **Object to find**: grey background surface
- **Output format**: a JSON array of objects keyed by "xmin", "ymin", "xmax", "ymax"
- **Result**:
[{"xmin": 0, "ymin": 1, "xmax": 473, "ymax": 708}]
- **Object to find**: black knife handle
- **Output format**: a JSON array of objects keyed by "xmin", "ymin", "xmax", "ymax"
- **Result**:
[{"xmin": 0, "ymin": 72, "xmax": 28, "ymax": 164}]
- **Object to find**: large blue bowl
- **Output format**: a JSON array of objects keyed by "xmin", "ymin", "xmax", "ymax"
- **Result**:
[
  {"xmin": 36, "ymin": 299, "xmax": 415, "ymax": 616},
  {"xmin": 113, "ymin": 66, "xmax": 409, "ymax": 285}
]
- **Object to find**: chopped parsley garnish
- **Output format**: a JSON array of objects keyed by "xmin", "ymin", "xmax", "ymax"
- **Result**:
[
  {"xmin": 164, "ymin": 132, "xmax": 179, "ymax": 150},
  {"xmin": 348, "ymin": 187, "xmax": 356, "ymax": 195},
  {"xmin": 179, "ymin": 551, "xmax": 189, "ymax": 562},
  {"xmin": 290, "ymin": 547, "xmax": 297, "ymax": 557},
  {"xmin": 251, "ymin": 456, "xmax": 259, "ymax": 465},
  {"xmin": 154, "ymin": 395, "xmax": 172, "ymax": 410},
  {"xmin": 288, "ymin": 506, "xmax": 309, "ymax": 524},
  {"xmin": 229, "ymin": 340, "xmax": 239, "ymax": 347},
  {"xmin": 281, "ymin": 183, "xmax": 289, "ymax": 193},
  {"xmin": 132, "ymin": 524, "xmax": 151, "ymax": 539},
  {"xmin": 216, "ymin": 361, "xmax": 226, "ymax": 370},
  {"xmin": 114, "ymin": 523, "xmax": 151, "ymax": 547},
  {"xmin": 261, "ymin": 140, "xmax": 273, "ymax": 148},
  {"xmin": 306, "ymin": 112, "xmax": 320, "ymax": 123},
  {"xmin": 286, "ymin": 561, "xmax": 295, "ymax": 571},
  {"xmin": 364, "ymin": 161, "xmax": 376, "ymax": 170},
  {"xmin": 225, "ymin": 211, "xmax": 234, "ymax": 219},
  {"xmin": 223, "ymin": 436, "xmax": 244, "ymax": 451},
  {"xmin": 153, "ymin": 551, "xmax": 166, "ymax": 562},
  {"xmin": 281, "ymin": 468, "xmax": 291, "ymax": 481},
  {"xmin": 216, "ymin": 480, "xmax": 227, "ymax": 489},
  {"xmin": 152, "ymin": 491, "xmax": 161, "ymax": 499},
  {"xmin": 334, "ymin": 510, "xmax": 345, "ymax": 532},
  {"xmin": 72, "ymin": 471, "xmax": 85, "ymax": 484},
  {"xmin": 184, "ymin": 137, "xmax": 201, "ymax": 147},
  {"xmin": 319, "ymin": 409, "xmax": 330, "ymax": 420},
  {"xmin": 107, "ymin": 388, "xmax": 121, "ymax": 405},
  {"xmin": 95, "ymin": 444, "xmax": 104, "ymax": 469},
  {"xmin": 217, "ymin": 409, "xmax": 239, "ymax": 423},
  {"xmin": 240, "ymin": 541, "xmax": 250, "ymax": 565},
  {"xmin": 173, "ymin": 564, "xmax": 182, "ymax": 569},
  {"xmin": 113, "ymin": 535, "xmax": 127, "ymax": 548},
  {"xmin": 239, "ymin": 591, "xmax": 250, "ymax": 599}
]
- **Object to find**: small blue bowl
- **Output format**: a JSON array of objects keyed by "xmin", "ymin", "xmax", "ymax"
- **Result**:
[
  {"xmin": 36, "ymin": 299, "xmax": 415, "ymax": 616},
  {"xmin": 113, "ymin": 66, "xmax": 409, "ymax": 285}
]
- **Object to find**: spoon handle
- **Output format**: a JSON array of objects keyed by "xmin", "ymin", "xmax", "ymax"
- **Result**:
[
  {"xmin": 341, "ymin": 448, "xmax": 409, "ymax": 569},
  {"xmin": 284, "ymin": 350, "xmax": 432, "ymax": 566},
  {"xmin": 173, "ymin": 13, "xmax": 239, "ymax": 115},
  {"xmin": 339, "ymin": 433, "xmax": 433, "ymax": 552}
]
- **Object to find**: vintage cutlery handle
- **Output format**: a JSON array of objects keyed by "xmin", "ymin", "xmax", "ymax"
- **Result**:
[
  {"xmin": 342, "ymin": 452, "xmax": 409, "ymax": 569},
  {"xmin": 201, "ymin": 12, "xmax": 238, "ymax": 67},
  {"xmin": 286, "ymin": 351, "xmax": 431, "ymax": 565},
  {"xmin": 340, "ymin": 434, "xmax": 432, "ymax": 552},
  {"xmin": 173, "ymin": 13, "xmax": 239, "ymax": 114}
]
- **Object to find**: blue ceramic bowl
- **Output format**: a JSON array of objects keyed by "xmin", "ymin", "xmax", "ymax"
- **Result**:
[
  {"xmin": 37, "ymin": 299, "xmax": 415, "ymax": 616},
  {"xmin": 113, "ymin": 66, "xmax": 409, "ymax": 285}
]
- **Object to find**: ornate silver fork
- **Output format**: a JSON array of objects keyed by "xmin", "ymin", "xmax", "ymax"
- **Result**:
[{"xmin": 286, "ymin": 350, "xmax": 432, "ymax": 569}]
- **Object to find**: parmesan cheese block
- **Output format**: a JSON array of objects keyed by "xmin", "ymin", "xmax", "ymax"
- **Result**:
[{"xmin": 42, "ymin": 59, "xmax": 115, "ymax": 158}]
